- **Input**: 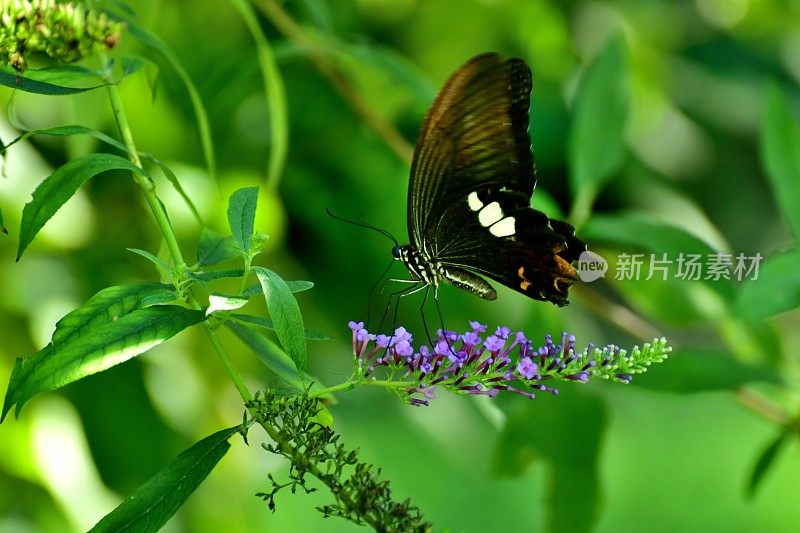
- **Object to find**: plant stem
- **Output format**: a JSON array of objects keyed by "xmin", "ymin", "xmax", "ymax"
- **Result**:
[
  {"xmin": 102, "ymin": 59, "xmax": 255, "ymax": 404},
  {"xmin": 104, "ymin": 78, "xmax": 184, "ymax": 265}
]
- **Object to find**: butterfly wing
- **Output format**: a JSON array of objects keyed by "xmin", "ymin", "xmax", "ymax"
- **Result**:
[{"xmin": 407, "ymin": 53, "xmax": 585, "ymax": 305}]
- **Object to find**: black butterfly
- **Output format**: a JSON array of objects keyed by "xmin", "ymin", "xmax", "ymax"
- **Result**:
[{"xmin": 391, "ymin": 53, "xmax": 586, "ymax": 306}]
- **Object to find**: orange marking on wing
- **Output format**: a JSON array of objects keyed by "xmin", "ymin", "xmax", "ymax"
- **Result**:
[{"xmin": 518, "ymin": 266, "xmax": 531, "ymax": 291}]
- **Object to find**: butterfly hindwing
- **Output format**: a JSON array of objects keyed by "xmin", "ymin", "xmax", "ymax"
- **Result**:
[
  {"xmin": 406, "ymin": 53, "xmax": 586, "ymax": 306},
  {"xmin": 433, "ymin": 190, "xmax": 585, "ymax": 305}
]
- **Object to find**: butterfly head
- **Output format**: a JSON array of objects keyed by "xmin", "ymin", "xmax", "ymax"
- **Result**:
[{"xmin": 391, "ymin": 245, "xmax": 403, "ymax": 260}]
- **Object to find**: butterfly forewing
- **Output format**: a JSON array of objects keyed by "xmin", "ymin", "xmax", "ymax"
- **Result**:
[{"xmin": 406, "ymin": 53, "xmax": 586, "ymax": 306}]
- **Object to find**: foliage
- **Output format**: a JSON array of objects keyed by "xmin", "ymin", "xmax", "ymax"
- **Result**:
[{"xmin": 0, "ymin": 0, "xmax": 799, "ymax": 532}]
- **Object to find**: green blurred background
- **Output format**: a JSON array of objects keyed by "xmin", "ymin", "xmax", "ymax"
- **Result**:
[{"xmin": 2, "ymin": 0, "xmax": 800, "ymax": 531}]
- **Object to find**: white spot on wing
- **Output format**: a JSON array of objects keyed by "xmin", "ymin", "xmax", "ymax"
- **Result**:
[
  {"xmin": 478, "ymin": 202, "xmax": 503, "ymax": 227},
  {"xmin": 490, "ymin": 217, "xmax": 516, "ymax": 237},
  {"xmin": 467, "ymin": 191, "xmax": 483, "ymax": 211}
]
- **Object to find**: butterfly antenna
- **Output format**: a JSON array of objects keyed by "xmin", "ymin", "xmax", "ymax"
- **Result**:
[{"xmin": 325, "ymin": 207, "xmax": 399, "ymax": 247}]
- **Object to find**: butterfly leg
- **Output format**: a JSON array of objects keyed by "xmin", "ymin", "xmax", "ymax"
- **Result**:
[
  {"xmin": 377, "ymin": 281, "xmax": 425, "ymax": 336},
  {"xmin": 365, "ymin": 258, "xmax": 396, "ymax": 331},
  {"xmin": 418, "ymin": 285, "xmax": 437, "ymax": 350}
]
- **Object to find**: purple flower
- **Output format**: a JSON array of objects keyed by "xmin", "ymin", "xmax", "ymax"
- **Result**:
[
  {"xmin": 517, "ymin": 357, "xmax": 538, "ymax": 380},
  {"xmin": 484, "ymin": 335, "xmax": 505, "ymax": 352},
  {"xmin": 495, "ymin": 326, "xmax": 511, "ymax": 339},
  {"xmin": 434, "ymin": 339, "xmax": 451, "ymax": 356},
  {"xmin": 393, "ymin": 326, "xmax": 412, "ymax": 344},
  {"xmin": 375, "ymin": 334, "xmax": 392, "ymax": 348},
  {"xmin": 469, "ymin": 321, "xmax": 487, "ymax": 333},
  {"xmin": 345, "ymin": 319, "xmax": 666, "ymax": 406},
  {"xmin": 395, "ymin": 340, "xmax": 413, "ymax": 357},
  {"xmin": 462, "ymin": 331, "xmax": 481, "ymax": 346}
]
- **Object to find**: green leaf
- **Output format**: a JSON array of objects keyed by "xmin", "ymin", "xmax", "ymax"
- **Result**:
[
  {"xmin": 17, "ymin": 153, "xmax": 148, "ymax": 261},
  {"xmin": 0, "ymin": 124, "xmax": 128, "ymax": 156},
  {"xmin": 51, "ymin": 283, "xmax": 178, "ymax": 346},
  {"xmin": 226, "ymin": 322, "xmax": 300, "ymax": 386},
  {"xmin": 229, "ymin": 0, "xmax": 288, "ymax": 189},
  {"xmin": 0, "ymin": 64, "xmax": 106, "ymax": 95},
  {"xmin": 737, "ymin": 247, "xmax": 800, "ymax": 320},
  {"xmin": 0, "ymin": 204, "xmax": 6, "ymax": 234},
  {"xmin": 243, "ymin": 279, "xmax": 313, "ymax": 297},
  {"xmin": 197, "ymin": 228, "xmax": 240, "ymax": 266},
  {"xmin": 127, "ymin": 248, "xmax": 171, "ymax": 278},
  {"xmin": 253, "ymin": 267, "xmax": 308, "ymax": 370},
  {"xmin": 139, "ymin": 154, "xmax": 202, "ymax": 224},
  {"xmin": 494, "ymin": 390, "xmax": 607, "ymax": 533},
  {"xmin": 632, "ymin": 348, "xmax": 783, "ymax": 392},
  {"xmin": 568, "ymin": 35, "xmax": 629, "ymax": 226},
  {"xmin": 747, "ymin": 429, "xmax": 792, "ymax": 499},
  {"xmin": 230, "ymin": 313, "xmax": 330, "ymax": 340},
  {"xmin": 227, "ymin": 187, "xmax": 259, "ymax": 253},
  {"xmin": 190, "ymin": 269, "xmax": 245, "ymax": 283},
  {"xmin": 120, "ymin": 54, "xmax": 153, "ymax": 77},
  {"xmin": 89, "ymin": 425, "xmax": 240, "ymax": 532},
  {"xmin": 125, "ymin": 21, "xmax": 216, "ymax": 181},
  {"xmin": 2, "ymin": 306, "xmax": 205, "ymax": 421},
  {"xmin": 206, "ymin": 294, "xmax": 249, "ymax": 315},
  {"xmin": 761, "ymin": 83, "xmax": 800, "ymax": 238}
]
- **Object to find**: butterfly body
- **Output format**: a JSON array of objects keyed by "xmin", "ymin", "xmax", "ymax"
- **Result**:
[{"xmin": 396, "ymin": 53, "xmax": 586, "ymax": 307}]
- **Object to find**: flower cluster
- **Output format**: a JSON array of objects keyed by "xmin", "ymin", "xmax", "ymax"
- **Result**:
[
  {"xmin": 1, "ymin": 0, "xmax": 124, "ymax": 72},
  {"xmin": 348, "ymin": 320, "xmax": 670, "ymax": 406}
]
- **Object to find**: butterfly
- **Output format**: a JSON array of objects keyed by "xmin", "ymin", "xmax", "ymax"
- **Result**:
[{"xmin": 391, "ymin": 53, "xmax": 586, "ymax": 306}]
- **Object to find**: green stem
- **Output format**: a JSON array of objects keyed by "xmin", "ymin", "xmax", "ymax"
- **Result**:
[
  {"xmin": 104, "ymin": 77, "xmax": 184, "ymax": 265},
  {"xmin": 102, "ymin": 58, "xmax": 256, "ymax": 406}
]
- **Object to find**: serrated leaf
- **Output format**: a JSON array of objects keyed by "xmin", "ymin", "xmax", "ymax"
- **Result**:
[
  {"xmin": 227, "ymin": 187, "xmax": 259, "ymax": 253},
  {"xmin": 89, "ymin": 425, "xmax": 240, "ymax": 532},
  {"xmin": 197, "ymin": 228, "xmax": 240, "ymax": 266},
  {"xmin": 17, "ymin": 153, "xmax": 148, "ymax": 260},
  {"xmin": 747, "ymin": 429, "xmax": 792, "ymax": 499},
  {"xmin": 52, "ymin": 283, "xmax": 178, "ymax": 346},
  {"xmin": 494, "ymin": 390, "xmax": 607, "ymax": 533},
  {"xmin": 128, "ymin": 248, "xmax": 171, "ymax": 277},
  {"xmin": 226, "ymin": 322, "xmax": 300, "ymax": 386},
  {"xmin": 253, "ymin": 267, "xmax": 307, "ymax": 370},
  {"xmin": 243, "ymin": 279, "xmax": 313, "ymax": 297},
  {"xmin": 2, "ymin": 306, "xmax": 205, "ymax": 421},
  {"xmin": 230, "ymin": 313, "xmax": 330, "ymax": 340},
  {"xmin": 568, "ymin": 36, "xmax": 629, "ymax": 226},
  {"xmin": 761, "ymin": 83, "xmax": 800, "ymax": 238},
  {"xmin": 737, "ymin": 247, "xmax": 800, "ymax": 320},
  {"xmin": 0, "ymin": 64, "xmax": 106, "ymax": 95},
  {"xmin": 633, "ymin": 348, "xmax": 782, "ymax": 392},
  {"xmin": 206, "ymin": 294, "xmax": 249, "ymax": 315}
]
